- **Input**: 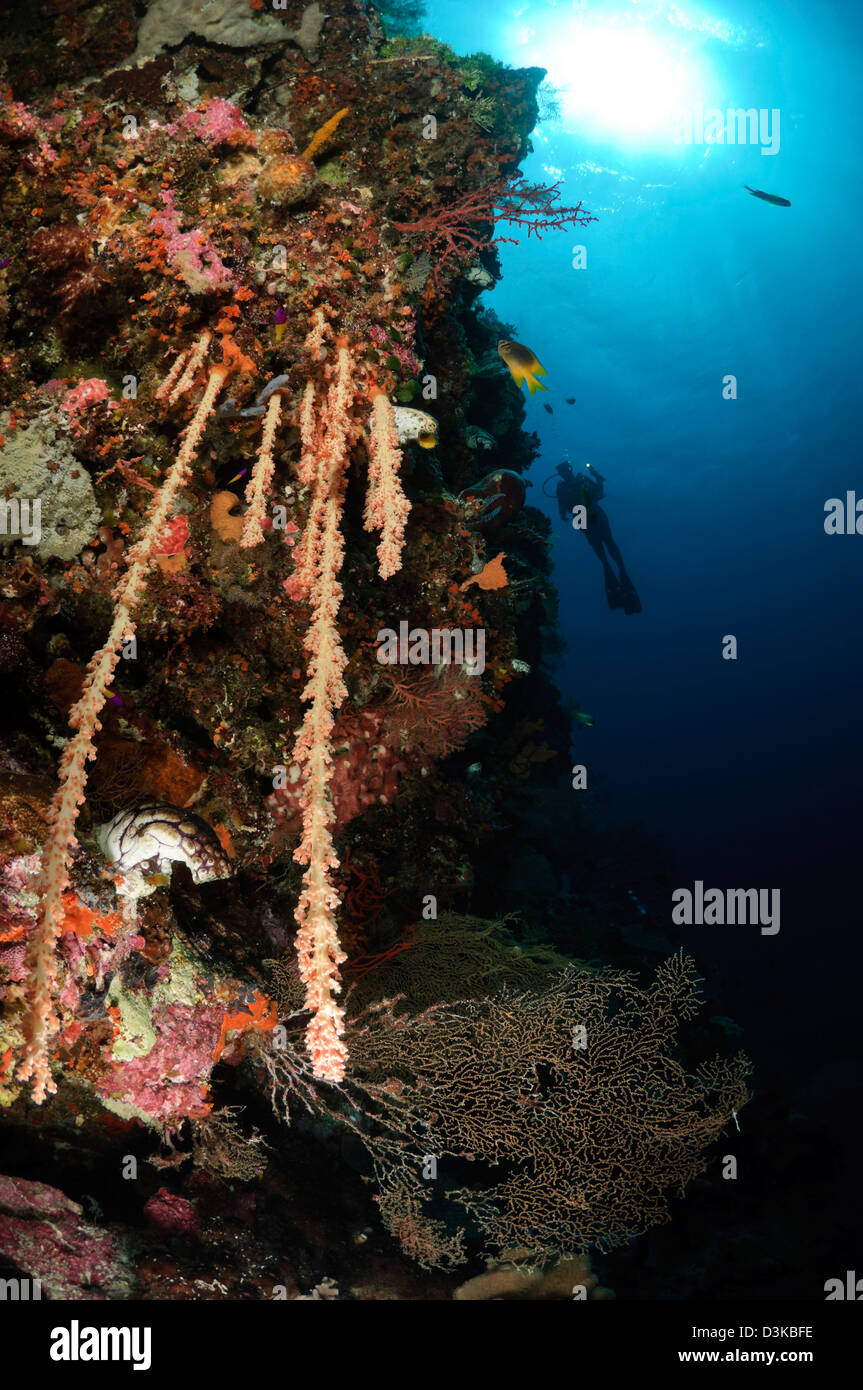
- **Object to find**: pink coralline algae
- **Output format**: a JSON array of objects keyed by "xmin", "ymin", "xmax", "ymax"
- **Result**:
[
  {"xmin": 0, "ymin": 943, "xmax": 27, "ymax": 1003},
  {"xmin": 150, "ymin": 190, "xmax": 233, "ymax": 295},
  {"xmin": 94, "ymin": 1001, "xmax": 225, "ymax": 1126},
  {"xmin": 34, "ymin": 140, "xmax": 58, "ymax": 170},
  {"xmin": 144, "ymin": 1188, "xmax": 201, "ymax": 1237},
  {"xmin": 155, "ymin": 514, "xmax": 190, "ymax": 556},
  {"xmin": 60, "ymin": 377, "xmax": 111, "ymax": 431},
  {"xmin": 369, "ymin": 323, "xmax": 422, "ymax": 377},
  {"xmin": 3, "ymin": 101, "xmax": 38, "ymax": 136},
  {"xmin": 0, "ymin": 849, "xmax": 39, "ymax": 943},
  {"xmin": 0, "ymin": 851, "xmax": 38, "ymax": 1002},
  {"xmin": 0, "ymin": 103, "xmax": 60, "ymax": 171},
  {"xmin": 0, "ymin": 1173, "xmax": 130, "ymax": 1299},
  {"xmin": 174, "ymin": 98, "xmax": 253, "ymax": 149}
]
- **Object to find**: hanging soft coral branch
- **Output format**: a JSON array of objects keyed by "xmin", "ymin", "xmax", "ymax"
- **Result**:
[
  {"xmin": 154, "ymin": 347, "xmax": 189, "ymax": 402},
  {"xmin": 365, "ymin": 390, "xmax": 410, "ymax": 580},
  {"xmin": 241, "ymin": 391, "xmax": 282, "ymax": 548},
  {"xmin": 16, "ymin": 364, "xmax": 228, "ymax": 1103},
  {"xmin": 164, "ymin": 329, "xmax": 212, "ymax": 404},
  {"xmin": 291, "ymin": 344, "xmax": 355, "ymax": 1083},
  {"xmin": 304, "ymin": 305, "xmax": 328, "ymax": 364},
  {"xmin": 290, "ymin": 383, "xmax": 325, "ymax": 600},
  {"xmin": 286, "ymin": 320, "xmax": 417, "ymax": 1080},
  {"xmin": 290, "ymin": 315, "xmax": 331, "ymax": 595}
]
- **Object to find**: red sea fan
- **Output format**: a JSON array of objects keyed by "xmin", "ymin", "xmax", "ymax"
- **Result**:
[
  {"xmin": 266, "ymin": 666, "xmax": 487, "ymax": 847},
  {"xmin": 393, "ymin": 177, "xmax": 597, "ymax": 287},
  {"xmin": 384, "ymin": 664, "xmax": 487, "ymax": 760}
]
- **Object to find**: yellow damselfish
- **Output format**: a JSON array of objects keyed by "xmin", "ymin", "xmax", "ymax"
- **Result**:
[{"xmin": 497, "ymin": 338, "xmax": 548, "ymax": 395}]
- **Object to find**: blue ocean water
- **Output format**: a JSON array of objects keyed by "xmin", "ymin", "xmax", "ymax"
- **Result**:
[{"xmin": 421, "ymin": 0, "xmax": 862, "ymax": 1061}]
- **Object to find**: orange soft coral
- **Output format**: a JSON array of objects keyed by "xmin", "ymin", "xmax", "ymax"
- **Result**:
[{"xmin": 302, "ymin": 108, "xmax": 349, "ymax": 162}]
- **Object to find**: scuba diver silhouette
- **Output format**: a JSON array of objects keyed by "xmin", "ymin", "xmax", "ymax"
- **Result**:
[{"xmin": 546, "ymin": 460, "xmax": 642, "ymax": 614}]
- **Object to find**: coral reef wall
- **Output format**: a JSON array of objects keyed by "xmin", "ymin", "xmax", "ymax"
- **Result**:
[{"xmin": 0, "ymin": 0, "xmax": 747, "ymax": 1298}]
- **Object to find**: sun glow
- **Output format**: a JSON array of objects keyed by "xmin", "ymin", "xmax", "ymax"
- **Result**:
[{"xmin": 538, "ymin": 19, "xmax": 709, "ymax": 147}]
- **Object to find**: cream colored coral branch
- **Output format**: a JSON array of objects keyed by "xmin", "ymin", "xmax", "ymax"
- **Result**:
[
  {"xmin": 17, "ymin": 365, "xmax": 227, "ymax": 1103},
  {"xmin": 241, "ymin": 392, "xmax": 282, "ymax": 548},
  {"xmin": 291, "ymin": 346, "xmax": 354, "ymax": 1083},
  {"xmin": 287, "ymin": 350, "xmax": 413, "ymax": 1081},
  {"xmin": 167, "ymin": 329, "xmax": 212, "ymax": 404},
  {"xmin": 365, "ymin": 392, "xmax": 411, "ymax": 580},
  {"xmin": 155, "ymin": 348, "xmax": 189, "ymax": 402}
]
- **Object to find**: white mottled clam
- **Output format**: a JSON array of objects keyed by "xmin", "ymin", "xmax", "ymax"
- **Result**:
[
  {"xmin": 391, "ymin": 406, "xmax": 438, "ymax": 448},
  {"xmin": 97, "ymin": 802, "xmax": 232, "ymax": 885}
]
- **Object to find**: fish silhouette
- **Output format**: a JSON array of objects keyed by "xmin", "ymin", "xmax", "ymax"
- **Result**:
[{"xmin": 744, "ymin": 185, "xmax": 791, "ymax": 208}]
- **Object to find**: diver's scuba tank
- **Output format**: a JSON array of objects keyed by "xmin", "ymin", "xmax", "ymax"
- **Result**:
[
  {"xmin": 542, "ymin": 451, "xmax": 594, "ymax": 497},
  {"xmin": 542, "ymin": 451, "xmax": 569, "ymax": 497}
]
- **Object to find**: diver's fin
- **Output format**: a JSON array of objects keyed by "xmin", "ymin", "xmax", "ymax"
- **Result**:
[{"xmin": 620, "ymin": 581, "xmax": 643, "ymax": 615}]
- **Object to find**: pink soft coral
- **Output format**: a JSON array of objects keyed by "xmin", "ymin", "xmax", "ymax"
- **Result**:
[
  {"xmin": 150, "ymin": 191, "xmax": 233, "ymax": 295},
  {"xmin": 176, "ymin": 98, "xmax": 253, "ymax": 149},
  {"xmin": 60, "ymin": 378, "xmax": 111, "ymax": 433}
]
